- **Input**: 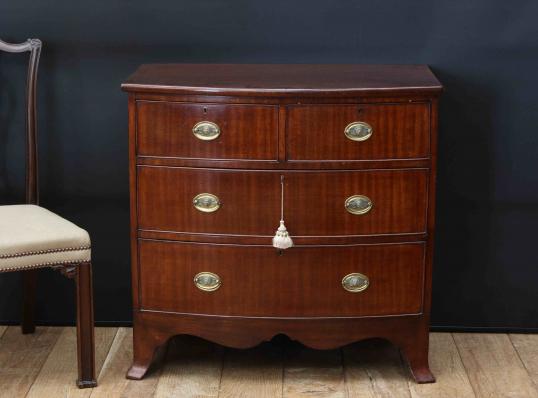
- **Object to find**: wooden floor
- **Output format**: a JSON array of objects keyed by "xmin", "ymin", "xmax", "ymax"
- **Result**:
[{"xmin": 0, "ymin": 327, "xmax": 537, "ymax": 397}]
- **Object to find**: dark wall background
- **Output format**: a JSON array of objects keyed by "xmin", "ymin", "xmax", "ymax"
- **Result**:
[{"xmin": 1, "ymin": 1, "xmax": 537, "ymax": 331}]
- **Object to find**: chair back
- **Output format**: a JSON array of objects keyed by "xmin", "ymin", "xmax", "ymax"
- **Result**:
[{"xmin": 0, "ymin": 38, "xmax": 42, "ymax": 204}]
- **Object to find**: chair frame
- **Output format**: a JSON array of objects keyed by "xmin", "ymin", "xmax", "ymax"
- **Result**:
[{"xmin": 0, "ymin": 38, "xmax": 96, "ymax": 388}]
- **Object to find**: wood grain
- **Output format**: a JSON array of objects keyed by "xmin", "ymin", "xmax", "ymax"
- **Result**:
[
  {"xmin": 137, "ymin": 167, "xmax": 428, "ymax": 237},
  {"xmin": 4, "ymin": 330, "xmax": 538, "ymax": 397},
  {"xmin": 408, "ymin": 333, "xmax": 475, "ymax": 398},
  {"xmin": 89, "ymin": 328, "xmax": 161, "ymax": 398},
  {"xmin": 509, "ymin": 334, "xmax": 538, "ymax": 389},
  {"xmin": 287, "ymin": 103, "xmax": 430, "ymax": 161},
  {"xmin": 138, "ymin": 240, "xmax": 425, "ymax": 317},
  {"xmin": 126, "ymin": 64, "xmax": 440, "ymax": 381},
  {"xmin": 131, "ymin": 312, "xmax": 428, "ymax": 355},
  {"xmin": 453, "ymin": 333, "xmax": 538, "ymax": 398},
  {"xmin": 285, "ymin": 169, "xmax": 428, "ymax": 236},
  {"xmin": 137, "ymin": 229, "xmax": 426, "ymax": 246},
  {"xmin": 0, "ymin": 326, "xmax": 62, "ymax": 397},
  {"xmin": 0, "ymin": 326, "xmax": 7, "ymax": 339},
  {"xmin": 25, "ymin": 327, "xmax": 117, "ymax": 397},
  {"xmin": 219, "ymin": 342, "xmax": 283, "ymax": 398},
  {"xmin": 122, "ymin": 64, "xmax": 443, "ymax": 97},
  {"xmin": 136, "ymin": 154, "xmax": 431, "ymax": 171},
  {"xmin": 137, "ymin": 101, "xmax": 278, "ymax": 160},
  {"xmin": 154, "ymin": 335, "xmax": 223, "ymax": 398},
  {"xmin": 343, "ymin": 339, "xmax": 411, "ymax": 398},
  {"xmin": 137, "ymin": 166, "xmax": 280, "ymax": 236},
  {"xmin": 284, "ymin": 341, "xmax": 345, "ymax": 397}
]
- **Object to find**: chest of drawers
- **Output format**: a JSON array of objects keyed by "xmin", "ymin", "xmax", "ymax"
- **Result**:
[{"xmin": 122, "ymin": 64, "xmax": 442, "ymax": 383}]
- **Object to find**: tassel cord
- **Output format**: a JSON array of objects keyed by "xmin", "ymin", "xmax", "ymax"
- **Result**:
[
  {"xmin": 272, "ymin": 175, "xmax": 293, "ymax": 250},
  {"xmin": 280, "ymin": 174, "xmax": 285, "ymax": 222}
]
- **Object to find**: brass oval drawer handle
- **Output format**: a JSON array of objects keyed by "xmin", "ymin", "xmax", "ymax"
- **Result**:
[
  {"xmin": 194, "ymin": 272, "xmax": 221, "ymax": 292},
  {"xmin": 192, "ymin": 121, "xmax": 221, "ymax": 141},
  {"xmin": 342, "ymin": 273, "xmax": 369, "ymax": 293},
  {"xmin": 193, "ymin": 193, "xmax": 221, "ymax": 213},
  {"xmin": 344, "ymin": 121, "xmax": 373, "ymax": 142},
  {"xmin": 345, "ymin": 195, "xmax": 373, "ymax": 215}
]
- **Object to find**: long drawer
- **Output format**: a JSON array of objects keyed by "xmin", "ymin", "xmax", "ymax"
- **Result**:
[
  {"xmin": 137, "ymin": 166, "xmax": 428, "ymax": 236},
  {"xmin": 287, "ymin": 103, "xmax": 430, "ymax": 161},
  {"xmin": 138, "ymin": 240, "xmax": 425, "ymax": 317},
  {"xmin": 136, "ymin": 101, "xmax": 279, "ymax": 160}
]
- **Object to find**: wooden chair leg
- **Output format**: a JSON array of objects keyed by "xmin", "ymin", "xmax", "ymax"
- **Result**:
[
  {"xmin": 75, "ymin": 261, "xmax": 97, "ymax": 388},
  {"xmin": 21, "ymin": 269, "xmax": 38, "ymax": 334}
]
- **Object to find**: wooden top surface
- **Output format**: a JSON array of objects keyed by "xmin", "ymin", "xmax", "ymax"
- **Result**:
[{"xmin": 122, "ymin": 64, "xmax": 442, "ymax": 97}]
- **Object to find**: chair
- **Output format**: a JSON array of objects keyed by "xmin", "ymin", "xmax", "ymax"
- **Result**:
[{"xmin": 0, "ymin": 38, "xmax": 96, "ymax": 388}]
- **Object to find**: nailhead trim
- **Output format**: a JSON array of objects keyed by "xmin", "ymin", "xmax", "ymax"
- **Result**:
[
  {"xmin": 0, "ymin": 246, "xmax": 91, "ymax": 259},
  {"xmin": 0, "ymin": 258, "xmax": 91, "ymax": 273}
]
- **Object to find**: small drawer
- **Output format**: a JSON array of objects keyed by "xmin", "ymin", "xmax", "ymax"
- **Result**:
[
  {"xmin": 285, "ymin": 169, "xmax": 428, "ymax": 236},
  {"xmin": 287, "ymin": 103, "xmax": 430, "ymax": 161},
  {"xmin": 137, "ymin": 167, "xmax": 428, "ymax": 236},
  {"xmin": 138, "ymin": 167, "xmax": 280, "ymax": 236},
  {"xmin": 136, "ymin": 101, "xmax": 278, "ymax": 160},
  {"xmin": 138, "ymin": 240, "xmax": 425, "ymax": 317}
]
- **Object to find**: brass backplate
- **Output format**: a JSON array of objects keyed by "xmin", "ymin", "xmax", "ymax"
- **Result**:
[
  {"xmin": 193, "ymin": 193, "xmax": 221, "ymax": 213},
  {"xmin": 342, "ymin": 273, "xmax": 369, "ymax": 293},
  {"xmin": 192, "ymin": 121, "xmax": 221, "ymax": 141},
  {"xmin": 345, "ymin": 195, "xmax": 373, "ymax": 215},
  {"xmin": 344, "ymin": 121, "xmax": 373, "ymax": 142},
  {"xmin": 194, "ymin": 272, "xmax": 221, "ymax": 292}
]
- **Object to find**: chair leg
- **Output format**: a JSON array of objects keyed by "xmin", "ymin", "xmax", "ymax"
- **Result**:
[
  {"xmin": 21, "ymin": 269, "xmax": 38, "ymax": 334},
  {"xmin": 75, "ymin": 261, "xmax": 97, "ymax": 388}
]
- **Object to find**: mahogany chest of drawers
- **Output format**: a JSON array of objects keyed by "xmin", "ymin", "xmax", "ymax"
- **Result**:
[{"xmin": 122, "ymin": 64, "xmax": 442, "ymax": 383}]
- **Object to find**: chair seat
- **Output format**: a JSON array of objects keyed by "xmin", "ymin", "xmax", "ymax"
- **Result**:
[{"xmin": 0, "ymin": 205, "xmax": 91, "ymax": 272}]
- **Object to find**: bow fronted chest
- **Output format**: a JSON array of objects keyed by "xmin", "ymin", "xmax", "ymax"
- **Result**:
[{"xmin": 122, "ymin": 64, "xmax": 442, "ymax": 382}]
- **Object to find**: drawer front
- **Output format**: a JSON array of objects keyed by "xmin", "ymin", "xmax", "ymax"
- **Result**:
[
  {"xmin": 138, "ymin": 167, "xmax": 281, "ymax": 235},
  {"xmin": 139, "ymin": 240, "xmax": 425, "ymax": 317},
  {"xmin": 287, "ymin": 103, "xmax": 430, "ymax": 160},
  {"xmin": 286, "ymin": 169, "xmax": 428, "ymax": 236},
  {"xmin": 137, "ymin": 101, "xmax": 278, "ymax": 160},
  {"xmin": 138, "ymin": 167, "xmax": 428, "ymax": 236}
]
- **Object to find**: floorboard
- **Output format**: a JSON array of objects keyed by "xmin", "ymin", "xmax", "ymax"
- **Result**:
[
  {"xmin": 343, "ymin": 339, "xmax": 411, "ymax": 398},
  {"xmin": 26, "ymin": 327, "xmax": 117, "ymax": 398},
  {"xmin": 408, "ymin": 333, "xmax": 475, "ymax": 398},
  {"xmin": 219, "ymin": 341, "xmax": 284, "ymax": 398},
  {"xmin": 0, "ymin": 326, "xmax": 62, "ymax": 398},
  {"xmin": 89, "ymin": 328, "xmax": 161, "ymax": 398},
  {"xmin": 509, "ymin": 334, "xmax": 538, "ymax": 391},
  {"xmin": 284, "ymin": 340, "xmax": 345, "ymax": 398},
  {"xmin": 453, "ymin": 333, "xmax": 538, "ymax": 398},
  {"xmin": 154, "ymin": 335, "xmax": 223, "ymax": 398},
  {"xmin": 1, "ymin": 328, "xmax": 538, "ymax": 398}
]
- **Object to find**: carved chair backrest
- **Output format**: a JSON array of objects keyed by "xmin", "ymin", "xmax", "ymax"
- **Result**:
[{"xmin": 0, "ymin": 39, "xmax": 42, "ymax": 204}]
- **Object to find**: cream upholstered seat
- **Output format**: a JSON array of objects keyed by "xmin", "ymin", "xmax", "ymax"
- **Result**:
[
  {"xmin": 1, "ymin": 38, "xmax": 97, "ymax": 389},
  {"xmin": 0, "ymin": 205, "xmax": 91, "ymax": 272}
]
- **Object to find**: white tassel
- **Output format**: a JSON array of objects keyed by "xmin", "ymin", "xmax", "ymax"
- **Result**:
[
  {"xmin": 273, "ymin": 220, "xmax": 294, "ymax": 249},
  {"xmin": 273, "ymin": 175, "xmax": 293, "ymax": 250}
]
